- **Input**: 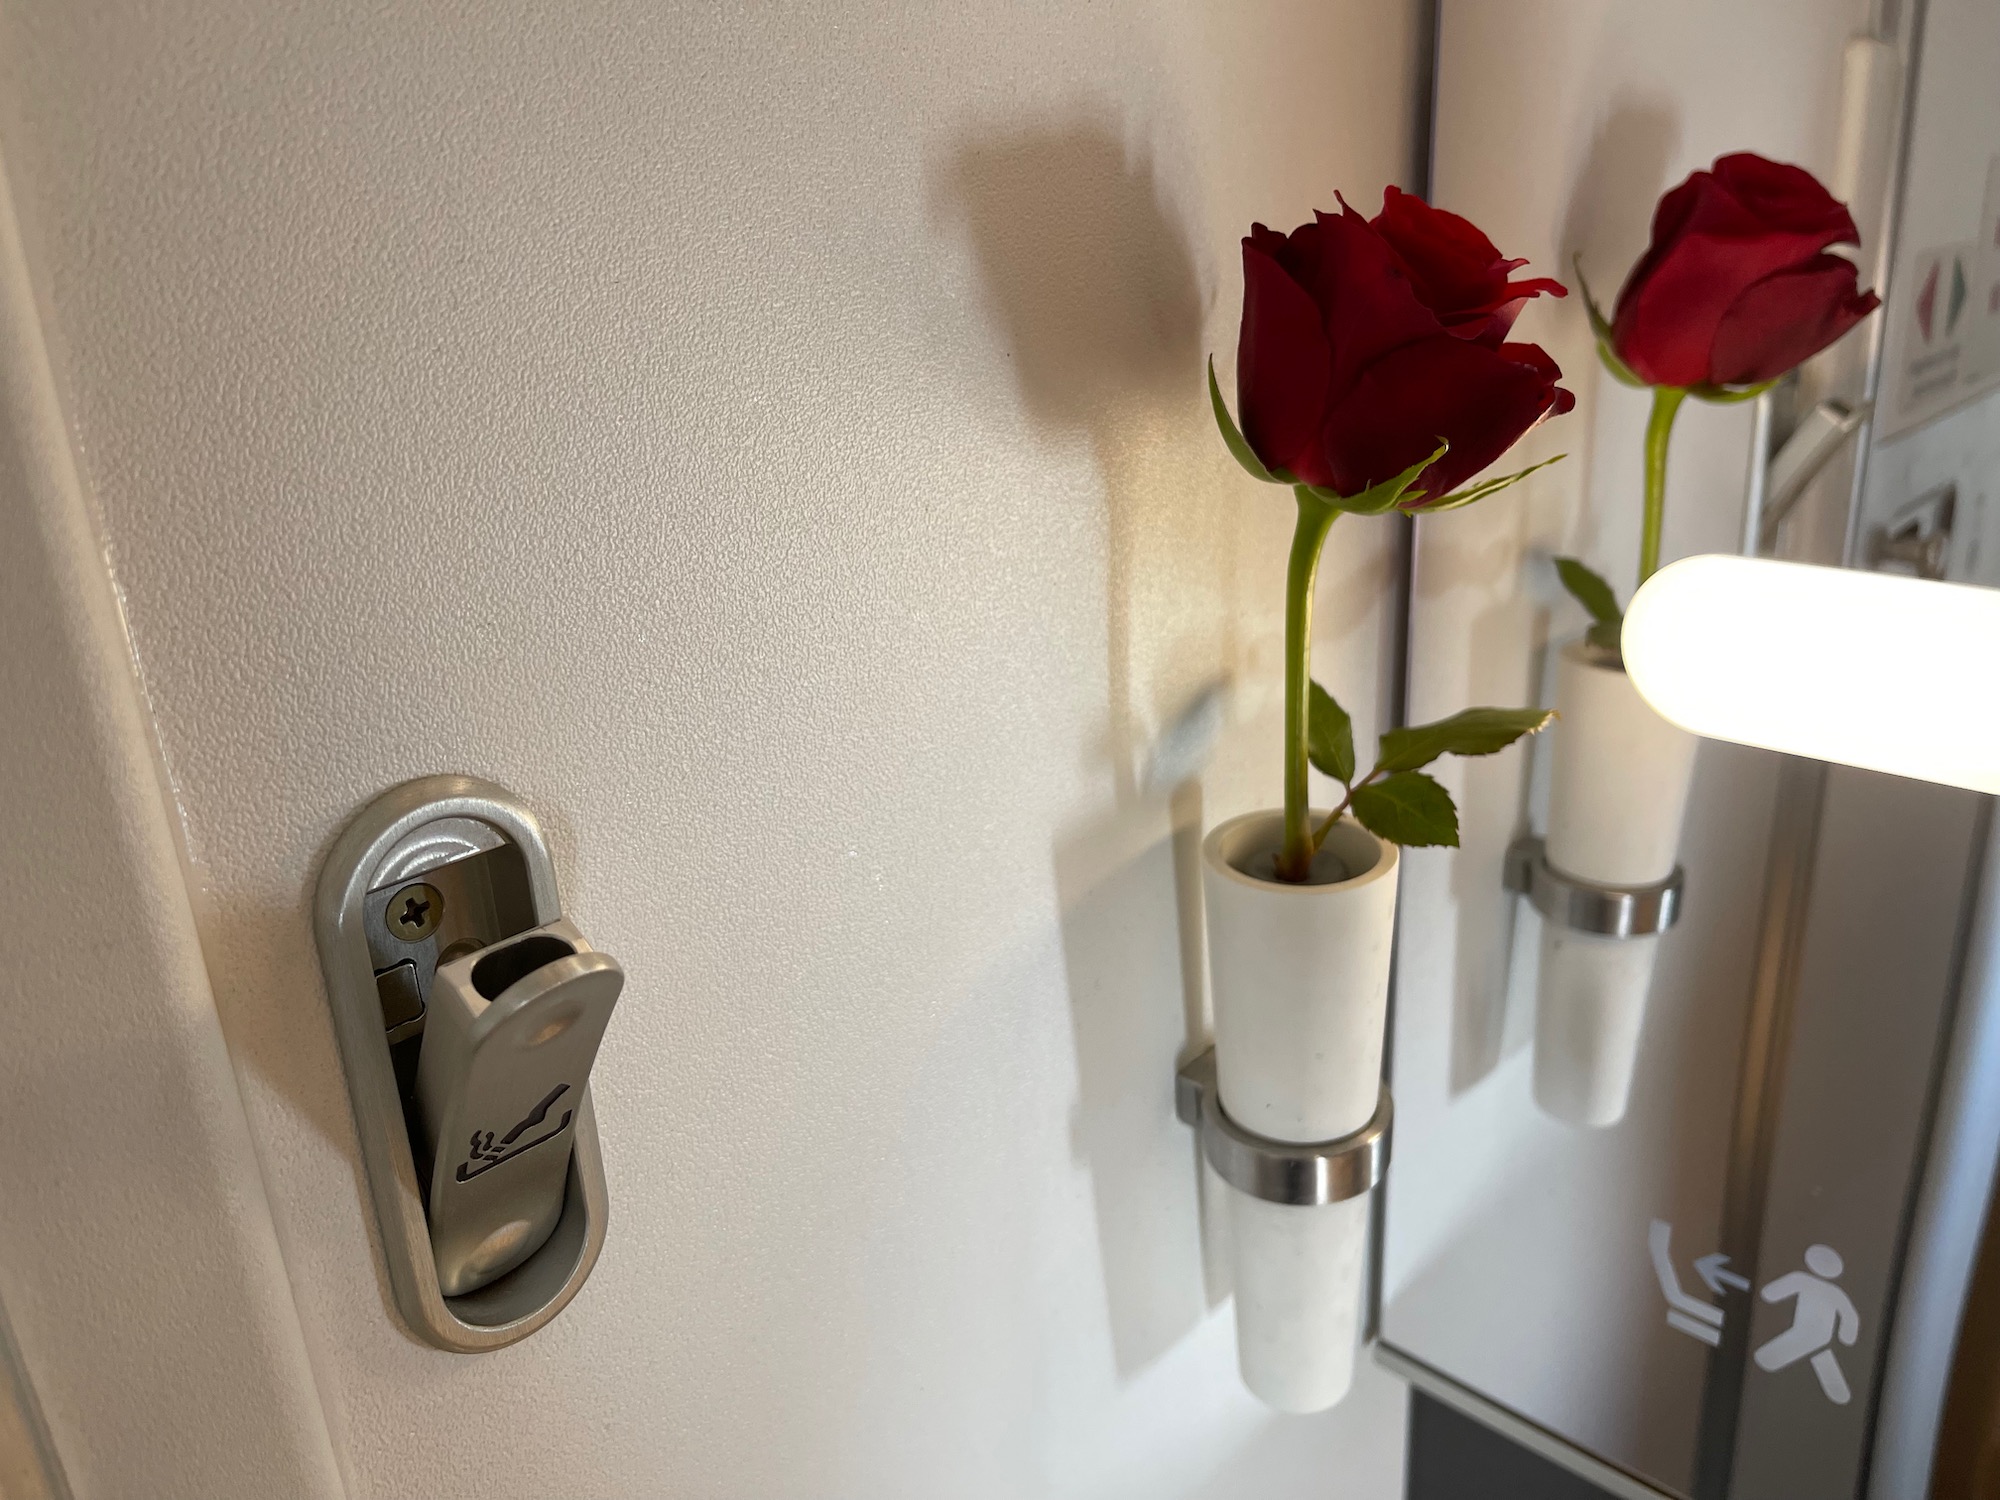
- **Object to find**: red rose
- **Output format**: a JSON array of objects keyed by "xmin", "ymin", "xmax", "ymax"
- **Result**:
[
  {"xmin": 1237, "ymin": 195, "xmax": 1572, "ymax": 506},
  {"xmin": 1610, "ymin": 152, "xmax": 1881, "ymax": 388}
]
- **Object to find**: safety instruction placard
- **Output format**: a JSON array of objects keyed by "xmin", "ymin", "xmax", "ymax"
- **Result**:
[{"xmin": 1883, "ymin": 154, "xmax": 2000, "ymax": 438}]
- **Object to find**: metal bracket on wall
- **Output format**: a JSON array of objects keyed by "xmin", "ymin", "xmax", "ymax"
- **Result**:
[
  {"xmin": 1174, "ymin": 1047, "xmax": 1391, "ymax": 1206},
  {"xmin": 1743, "ymin": 394, "xmax": 1872, "ymax": 556},
  {"xmin": 1867, "ymin": 480, "xmax": 1956, "ymax": 581},
  {"xmin": 313, "ymin": 775, "xmax": 617, "ymax": 1353},
  {"xmin": 1504, "ymin": 836, "xmax": 1684, "ymax": 939}
]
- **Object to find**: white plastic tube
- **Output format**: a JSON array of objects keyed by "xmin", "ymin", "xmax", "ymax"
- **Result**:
[
  {"xmin": 1202, "ymin": 811, "xmax": 1398, "ymax": 1411},
  {"xmin": 1533, "ymin": 643, "xmax": 1697, "ymax": 1128}
]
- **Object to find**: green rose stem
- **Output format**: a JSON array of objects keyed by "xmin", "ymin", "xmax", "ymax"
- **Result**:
[
  {"xmin": 1637, "ymin": 384, "xmax": 1688, "ymax": 583},
  {"xmin": 1279, "ymin": 486, "xmax": 1340, "ymax": 883}
]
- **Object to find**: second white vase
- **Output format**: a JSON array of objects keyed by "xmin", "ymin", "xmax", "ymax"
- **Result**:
[
  {"xmin": 1202, "ymin": 810, "xmax": 1398, "ymax": 1412},
  {"xmin": 1533, "ymin": 641, "xmax": 1698, "ymax": 1127}
]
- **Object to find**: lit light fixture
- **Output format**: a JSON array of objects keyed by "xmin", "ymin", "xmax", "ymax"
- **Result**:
[{"xmin": 1621, "ymin": 554, "xmax": 2000, "ymax": 793}]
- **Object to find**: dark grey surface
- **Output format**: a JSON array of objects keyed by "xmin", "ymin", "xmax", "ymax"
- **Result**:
[{"xmin": 1407, "ymin": 1390, "xmax": 1617, "ymax": 1500}]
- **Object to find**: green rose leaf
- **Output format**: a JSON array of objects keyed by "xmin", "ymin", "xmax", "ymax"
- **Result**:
[
  {"xmin": 1350, "ymin": 770, "xmax": 1460, "ymax": 848},
  {"xmin": 1556, "ymin": 556, "xmax": 1624, "ymax": 654},
  {"xmin": 1308, "ymin": 680, "xmax": 1355, "ymax": 785},
  {"xmin": 1416, "ymin": 452, "xmax": 1567, "ymax": 513},
  {"xmin": 1377, "ymin": 706, "xmax": 1557, "ymax": 773},
  {"xmin": 1554, "ymin": 556, "xmax": 1623, "ymax": 625},
  {"xmin": 1209, "ymin": 355, "xmax": 1284, "ymax": 484}
]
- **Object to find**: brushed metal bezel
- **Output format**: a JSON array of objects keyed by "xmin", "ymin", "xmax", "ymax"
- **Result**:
[{"xmin": 313, "ymin": 774, "xmax": 608, "ymax": 1353}]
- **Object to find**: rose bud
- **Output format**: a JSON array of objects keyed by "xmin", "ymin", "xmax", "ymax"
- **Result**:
[
  {"xmin": 1237, "ymin": 199, "xmax": 1572, "ymax": 506},
  {"xmin": 1610, "ymin": 152, "xmax": 1881, "ymax": 389}
]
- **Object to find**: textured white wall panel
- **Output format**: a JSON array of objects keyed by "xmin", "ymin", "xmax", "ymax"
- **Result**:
[
  {"xmin": 0, "ymin": 1, "xmax": 1429, "ymax": 1494},
  {"xmin": 0, "ymin": 148, "xmax": 344, "ymax": 1498}
]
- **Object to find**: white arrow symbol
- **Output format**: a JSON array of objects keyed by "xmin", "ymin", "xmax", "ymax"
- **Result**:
[{"xmin": 1696, "ymin": 1253, "xmax": 1752, "ymax": 1295}]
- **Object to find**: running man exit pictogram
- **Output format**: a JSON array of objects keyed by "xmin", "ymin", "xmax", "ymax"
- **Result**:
[{"xmin": 1752, "ymin": 1245, "xmax": 1860, "ymax": 1405}]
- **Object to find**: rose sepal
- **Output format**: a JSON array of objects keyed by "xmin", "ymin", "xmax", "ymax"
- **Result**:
[
  {"xmin": 1310, "ymin": 440, "xmax": 1450, "ymax": 516},
  {"xmin": 1411, "ymin": 452, "xmax": 1567, "ymax": 514},
  {"xmin": 1688, "ymin": 377, "xmax": 1782, "ymax": 405},
  {"xmin": 1209, "ymin": 356, "xmax": 1287, "ymax": 484},
  {"xmin": 1575, "ymin": 260, "xmax": 1646, "ymax": 389}
]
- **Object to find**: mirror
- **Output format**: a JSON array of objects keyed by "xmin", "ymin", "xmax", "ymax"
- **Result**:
[{"xmin": 1377, "ymin": 3, "xmax": 2000, "ymax": 1497}]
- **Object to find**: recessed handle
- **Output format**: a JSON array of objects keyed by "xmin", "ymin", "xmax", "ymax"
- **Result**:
[
  {"xmin": 417, "ymin": 922, "xmax": 623, "ymax": 1296},
  {"xmin": 313, "ymin": 776, "xmax": 619, "ymax": 1352}
]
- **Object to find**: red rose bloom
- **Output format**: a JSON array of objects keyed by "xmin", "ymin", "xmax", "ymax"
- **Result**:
[
  {"xmin": 1610, "ymin": 152, "xmax": 1881, "ymax": 388},
  {"xmin": 1237, "ymin": 194, "xmax": 1572, "ymax": 506}
]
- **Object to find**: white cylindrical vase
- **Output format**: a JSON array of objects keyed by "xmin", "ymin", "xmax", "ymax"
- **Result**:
[
  {"xmin": 1202, "ymin": 810, "xmax": 1398, "ymax": 1413},
  {"xmin": 1533, "ymin": 641, "xmax": 1698, "ymax": 1127}
]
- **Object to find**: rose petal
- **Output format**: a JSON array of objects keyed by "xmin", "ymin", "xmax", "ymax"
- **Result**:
[
  {"xmin": 1371, "ymin": 186, "xmax": 1504, "ymax": 304},
  {"xmin": 1711, "ymin": 153, "xmax": 1860, "ymax": 243},
  {"xmin": 1446, "ymin": 278, "xmax": 1569, "ymax": 345},
  {"xmin": 1608, "ymin": 173, "xmax": 1706, "ymax": 336},
  {"xmin": 1316, "ymin": 335, "xmax": 1568, "ymax": 500},
  {"xmin": 1237, "ymin": 239, "xmax": 1334, "ymax": 483},
  {"xmin": 1496, "ymin": 339, "xmax": 1562, "ymax": 380},
  {"xmin": 1495, "ymin": 340, "xmax": 1575, "ymax": 418},
  {"xmin": 1247, "ymin": 219, "xmax": 1316, "ymax": 290},
  {"xmin": 1708, "ymin": 254, "xmax": 1881, "ymax": 385},
  {"xmin": 1299, "ymin": 207, "xmax": 1443, "ymax": 406},
  {"xmin": 1371, "ymin": 186, "xmax": 1565, "ymax": 345}
]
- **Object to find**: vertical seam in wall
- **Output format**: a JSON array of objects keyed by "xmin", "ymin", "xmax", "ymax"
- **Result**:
[
  {"xmin": 1855, "ymin": 796, "xmax": 1995, "ymax": 1496},
  {"xmin": 1842, "ymin": 0, "xmax": 1928, "ymax": 568},
  {"xmin": 1370, "ymin": 0, "xmax": 1440, "ymax": 1346},
  {"xmin": 0, "ymin": 1288, "xmax": 70, "ymax": 1499},
  {"xmin": 0, "ymin": 133, "xmax": 352, "ymax": 1498}
]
